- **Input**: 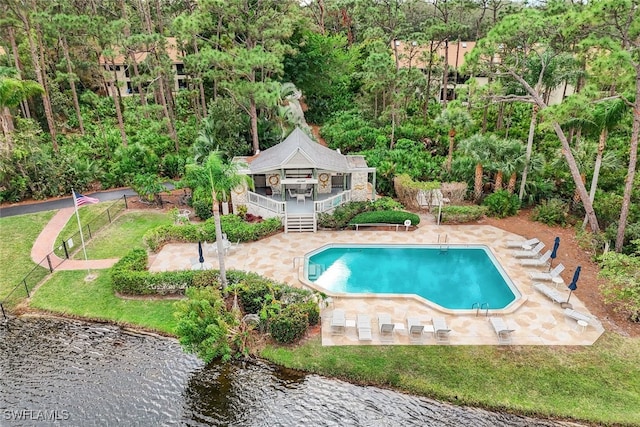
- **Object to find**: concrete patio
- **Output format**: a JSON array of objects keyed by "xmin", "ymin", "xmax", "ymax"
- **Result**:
[{"xmin": 148, "ymin": 213, "xmax": 605, "ymax": 346}]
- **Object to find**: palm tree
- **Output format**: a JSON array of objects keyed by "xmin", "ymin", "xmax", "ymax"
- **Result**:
[
  {"xmin": 184, "ymin": 151, "xmax": 253, "ymax": 288},
  {"xmin": 0, "ymin": 72, "xmax": 43, "ymax": 147},
  {"xmin": 458, "ymin": 133, "xmax": 496, "ymax": 202},
  {"xmin": 582, "ymin": 98, "xmax": 626, "ymax": 228},
  {"xmin": 434, "ymin": 102, "xmax": 474, "ymax": 172},
  {"xmin": 492, "ymin": 138, "xmax": 524, "ymax": 193}
]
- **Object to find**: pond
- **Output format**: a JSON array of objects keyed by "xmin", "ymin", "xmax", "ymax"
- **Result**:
[{"xmin": 0, "ymin": 317, "xmax": 568, "ymax": 426}]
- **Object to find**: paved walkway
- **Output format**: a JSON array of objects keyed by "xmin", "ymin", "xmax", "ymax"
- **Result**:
[
  {"xmin": 149, "ymin": 214, "xmax": 605, "ymax": 346},
  {"xmin": 31, "ymin": 208, "xmax": 606, "ymax": 346},
  {"xmin": 31, "ymin": 207, "xmax": 118, "ymax": 270}
]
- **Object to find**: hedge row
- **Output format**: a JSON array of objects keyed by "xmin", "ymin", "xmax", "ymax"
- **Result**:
[
  {"xmin": 143, "ymin": 214, "xmax": 281, "ymax": 252},
  {"xmin": 317, "ymin": 198, "xmax": 404, "ymax": 229},
  {"xmin": 348, "ymin": 210, "xmax": 421, "ymax": 226},
  {"xmin": 111, "ymin": 249, "xmax": 321, "ymax": 344},
  {"xmin": 440, "ymin": 205, "xmax": 488, "ymax": 223}
]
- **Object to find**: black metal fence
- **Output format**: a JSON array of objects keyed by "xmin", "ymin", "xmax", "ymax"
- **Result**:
[{"xmin": 1, "ymin": 196, "xmax": 128, "ymax": 321}]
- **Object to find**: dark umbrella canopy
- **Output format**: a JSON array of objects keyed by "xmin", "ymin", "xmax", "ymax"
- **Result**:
[
  {"xmin": 566, "ymin": 266, "xmax": 581, "ymax": 303},
  {"xmin": 198, "ymin": 241, "xmax": 205, "ymax": 264}
]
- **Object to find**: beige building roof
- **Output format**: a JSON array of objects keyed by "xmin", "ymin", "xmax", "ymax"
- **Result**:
[
  {"xmin": 99, "ymin": 37, "xmax": 182, "ymax": 65},
  {"xmin": 392, "ymin": 40, "xmax": 476, "ymax": 69}
]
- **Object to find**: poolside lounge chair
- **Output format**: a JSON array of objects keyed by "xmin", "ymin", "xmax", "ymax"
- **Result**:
[
  {"xmin": 519, "ymin": 250, "xmax": 552, "ymax": 268},
  {"xmin": 489, "ymin": 317, "xmax": 515, "ymax": 345},
  {"xmin": 432, "ymin": 317, "xmax": 451, "ymax": 344},
  {"xmin": 407, "ymin": 318, "xmax": 425, "ymax": 343},
  {"xmin": 357, "ymin": 314, "xmax": 372, "ymax": 341},
  {"xmin": 506, "ymin": 237, "xmax": 540, "ymax": 249},
  {"xmin": 378, "ymin": 313, "xmax": 395, "ymax": 342},
  {"xmin": 532, "ymin": 283, "xmax": 565, "ymax": 304},
  {"xmin": 330, "ymin": 309, "xmax": 346, "ymax": 335},
  {"xmin": 563, "ymin": 308, "xmax": 593, "ymax": 325},
  {"xmin": 512, "ymin": 242, "xmax": 546, "ymax": 258},
  {"xmin": 529, "ymin": 263, "xmax": 565, "ymax": 281}
]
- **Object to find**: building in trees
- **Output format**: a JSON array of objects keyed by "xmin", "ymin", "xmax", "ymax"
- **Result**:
[{"xmin": 99, "ymin": 37, "xmax": 186, "ymax": 97}]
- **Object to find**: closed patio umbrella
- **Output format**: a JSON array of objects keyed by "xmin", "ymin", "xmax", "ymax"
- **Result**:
[
  {"xmin": 566, "ymin": 266, "xmax": 581, "ymax": 304},
  {"xmin": 198, "ymin": 241, "xmax": 205, "ymax": 266},
  {"xmin": 550, "ymin": 237, "xmax": 560, "ymax": 270}
]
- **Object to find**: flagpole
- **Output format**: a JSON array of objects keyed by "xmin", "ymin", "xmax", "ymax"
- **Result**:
[{"xmin": 72, "ymin": 188, "xmax": 91, "ymax": 275}]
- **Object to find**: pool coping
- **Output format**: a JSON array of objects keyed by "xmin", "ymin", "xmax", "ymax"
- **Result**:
[{"xmin": 299, "ymin": 243, "xmax": 528, "ymax": 316}]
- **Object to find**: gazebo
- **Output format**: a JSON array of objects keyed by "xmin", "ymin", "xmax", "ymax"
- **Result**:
[{"xmin": 231, "ymin": 128, "xmax": 376, "ymax": 232}]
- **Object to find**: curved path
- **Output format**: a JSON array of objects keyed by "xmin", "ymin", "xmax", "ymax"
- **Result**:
[{"xmin": 31, "ymin": 208, "xmax": 119, "ymax": 271}]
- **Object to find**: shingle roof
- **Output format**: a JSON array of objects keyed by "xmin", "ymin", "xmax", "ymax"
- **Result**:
[{"xmin": 248, "ymin": 128, "xmax": 350, "ymax": 173}]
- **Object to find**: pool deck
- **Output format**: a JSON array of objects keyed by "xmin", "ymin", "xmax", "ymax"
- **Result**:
[{"xmin": 149, "ymin": 214, "xmax": 605, "ymax": 346}]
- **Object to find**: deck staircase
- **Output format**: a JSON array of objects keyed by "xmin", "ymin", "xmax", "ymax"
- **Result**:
[{"xmin": 285, "ymin": 213, "xmax": 316, "ymax": 233}]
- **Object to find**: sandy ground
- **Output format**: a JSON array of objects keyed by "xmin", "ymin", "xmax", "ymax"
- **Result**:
[{"xmin": 481, "ymin": 210, "xmax": 638, "ymax": 338}]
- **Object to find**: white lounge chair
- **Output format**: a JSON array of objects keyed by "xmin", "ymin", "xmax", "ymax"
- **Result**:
[
  {"xmin": 489, "ymin": 317, "xmax": 515, "ymax": 345},
  {"xmin": 506, "ymin": 237, "xmax": 540, "ymax": 249},
  {"xmin": 532, "ymin": 283, "xmax": 565, "ymax": 304},
  {"xmin": 378, "ymin": 313, "xmax": 395, "ymax": 342},
  {"xmin": 330, "ymin": 309, "xmax": 346, "ymax": 335},
  {"xmin": 287, "ymin": 188, "xmax": 297, "ymax": 199},
  {"xmin": 563, "ymin": 308, "xmax": 593, "ymax": 324},
  {"xmin": 432, "ymin": 317, "xmax": 451, "ymax": 343},
  {"xmin": 520, "ymin": 250, "xmax": 552, "ymax": 267},
  {"xmin": 407, "ymin": 317, "xmax": 425, "ymax": 343},
  {"xmin": 529, "ymin": 263, "xmax": 565, "ymax": 281},
  {"xmin": 512, "ymin": 242, "xmax": 546, "ymax": 258},
  {"xmin": 357, "ymin": 314, "xmax": 372, "ymax": 341}
]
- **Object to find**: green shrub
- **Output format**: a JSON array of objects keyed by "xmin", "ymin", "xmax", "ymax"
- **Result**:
[
  {"xmin": 531, "ymin": 198, "xmax": 568, "ymax": 226},
  {"xmin": 233, "ymin": 278, "xmax": 282, "ymax": 314},
  {"xmin": 483, "ymin": 190, "xmax": 521, "ymax": 218},
  {"xmin": 143, "ymin": 215, "xmax": 281, "ymax": 252},
  {"xmin": 268, "ymin": 304, "xmax": 309, "ymax": 344},
  {"xmin": 299, "ymin": 300, "xmax": 320, "ymax": 326},
  {"xmin": 349, "ymin": 210, "xmax": 420, "ymax": 226},
  {"xmin": 440, "ymin": 205, "xmax": 488, "ymax": 223},
  {"xmin": 193, "ymin": 199, "xmax": 213, "ymax": 220},
  {"xmin": 317, "ymin": 198, "xmax": 403, "ymax": 229}
]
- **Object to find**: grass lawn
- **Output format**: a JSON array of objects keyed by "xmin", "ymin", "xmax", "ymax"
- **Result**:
[
  {"xmin": 30, "ymin": 270, "xmax": 178, "ymax": 335},
  {"xmin": 71, "ymin": 210, "xmax": 171, "ymax": 259},
  {"xmin": 0, "ymin": 211, "xmax": 56, "ymax": 306},
  {"xmin": 262, "ymin": 335, "xmax": 640, "ymax": 426}
]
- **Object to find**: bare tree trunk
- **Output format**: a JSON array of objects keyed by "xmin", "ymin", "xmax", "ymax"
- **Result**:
[
  {"xmin": 495, "ymin": 171, "xmax": 503, "ymax": 191},
  {"xmin": 615, "ymin": 68, "xmax": 640, "ymax": 252},
  {"xmin": 582, "ymin": 127, "xmax": 607, "ymax": 229},
  {"xmin": 507, "ymin": 172, "xmax": 517, "ymax": 193},
  {"xmin": 61, "ymin": 36, "xmax": 84, "ymax": 135},
  {"xmin": 249, "ymin": 95, "xmax": 260, "ymax": 154},
  {"xmin": 158, "ymin": 75, "xmax": 178, "ymax": 150},
  {"xmin": 8, "ymin": 25, "xmax": 30, "ymax": 119},
  {"xmin": 442, "ymin": 39, "xmax": 449, "ymax": 107},
  {"xmin": 446, "ymin": 129, "xmax": 456, "ymax": 172},
  {"xmin": 23, "ymin": 12, "xmax": 58, "ymax": 151},
  {"xmin": 192, "ymin": 39, "xmax": 207, "ymax": 117},
  {"xmin": 212, "ymin": 198, "xmax": 227, "ymax": 287},
  {"xmin": 110, "ymin": 60, "xmax": 128, "ymax": 147},
  {"xmin": 519, "ymin": 104, "xmax": 537, "ymax": 200},
  {"xmin": 474, "ymin": 163, "xmax": 483, "ymax": 202}
]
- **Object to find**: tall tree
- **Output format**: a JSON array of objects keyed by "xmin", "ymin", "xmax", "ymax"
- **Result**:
[
  {"xmin": 458, "ymin": 132, "xmax": 495, "ymax": 202},
  {"xmin": 184, "ymin": 148, "xmax": 253, "ymax": 287},
  {"xmin": 6, "ymin": 0, "xmax": 58, "ymax": 151},
  {"xmin": 434, "ymin": 101, "xmax": 473, "ymax": 172},
  {"xmin": 580, "ymin": 0, "xmax": 640, "ymax": 252},
  {"xmin": 195, "ymin": 0, "xmax": 297, "ymax": 155},
  {"xmin": 466, "ymin": 7, "xmax": 601, "ymax": 233}
]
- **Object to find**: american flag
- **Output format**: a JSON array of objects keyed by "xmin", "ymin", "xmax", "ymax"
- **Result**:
[{"xmin": 74, "ymin": 191, "xmax": 99, "ymax": 207}]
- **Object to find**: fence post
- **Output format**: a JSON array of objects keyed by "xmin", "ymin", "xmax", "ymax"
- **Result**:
[
  {"xmin": 107, "ymin": 208, "xmax": 112, "ymax": 223},
  {"xmin": 87, "ymin": 224, "xmax": 92, "ymax": 239},
  {"xmin": 1, "ymin": 303, "xmax": 6, "ymax": 321},
  {"xmin": 62, "ymin": 241, "xmax": 69, "ymax": 259},
  {"xmin": 23, "ymin": 279, "xmax": 30, "ymax": 297},
  {"xmin": 123, "ymin": 195, "xmax": 128, "ymax": 209},
  {"xmin": 46, "ymin": 255, "xmax": 53, "ymax": 272}
]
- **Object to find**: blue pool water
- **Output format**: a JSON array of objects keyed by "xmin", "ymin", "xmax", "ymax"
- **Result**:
[{"xmin": 307, "ymin": 245, "xmax": 517, "ymax": 310}]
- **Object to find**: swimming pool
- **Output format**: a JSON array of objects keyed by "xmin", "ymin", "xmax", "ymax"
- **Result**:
[{"xmin": 305, "ymin": 244, "xmax": 520, "ymax": 310}]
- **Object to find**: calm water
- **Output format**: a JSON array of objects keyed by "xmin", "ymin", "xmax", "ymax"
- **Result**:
[
  {"xmin": 0, "ymin": 317, "xmax": 567, "ymax": 426},
  {"xmin": 308, "ymin": 245, "xmax": 517, "ymax": 309}
]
